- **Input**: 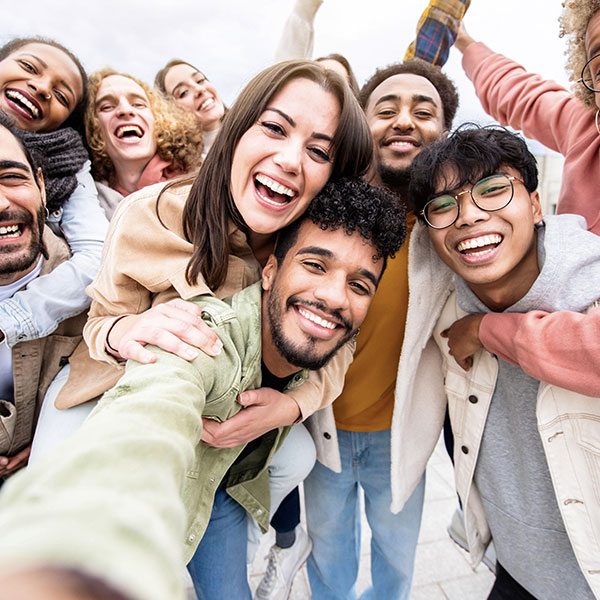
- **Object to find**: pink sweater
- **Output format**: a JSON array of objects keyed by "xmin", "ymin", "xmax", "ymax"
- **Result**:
[{"xmin": 463, "ymin": 42, "xmax": 600, "ymax": 394}]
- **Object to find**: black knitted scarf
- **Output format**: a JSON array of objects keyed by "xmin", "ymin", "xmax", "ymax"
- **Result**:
[{"xmin": 20, "ymin": 127, "xmax": 89, "ymax": 213}]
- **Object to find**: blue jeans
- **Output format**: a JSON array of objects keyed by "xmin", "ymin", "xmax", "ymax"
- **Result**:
[
  {"xmin": 305, "ymin": 429, "xmax": 425, "ymax": 600},
  {"xmin": 187, "ymin": 481, "xmax": 251, "ymax": 600}
]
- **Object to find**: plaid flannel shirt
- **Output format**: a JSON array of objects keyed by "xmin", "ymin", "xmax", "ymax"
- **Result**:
[{"xmin": 405, "ymin": 0, "xmax": 471, "ymax": 67}]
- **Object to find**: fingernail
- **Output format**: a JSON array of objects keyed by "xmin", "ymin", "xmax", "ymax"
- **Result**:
[
  {"xmin": 212, "ymin": 340, "xmax": 223, "ymax": 355},
  {"xmin": 0, "ymin": 458, "xmax": 7, "ymax": 466},
  {"xmin": 185, "ymin": 349, "xmax": 199, "ymax": 360}
]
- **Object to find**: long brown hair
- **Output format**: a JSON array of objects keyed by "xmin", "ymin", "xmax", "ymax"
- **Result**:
[{"xmin": 181, "ymin": 60, "xmax": 373, "ymax": 291}]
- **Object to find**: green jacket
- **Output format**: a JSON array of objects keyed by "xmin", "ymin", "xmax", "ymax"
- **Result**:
[{"xmin": 0, "ymin": 282, "xmax": 308, "ymax": 600}]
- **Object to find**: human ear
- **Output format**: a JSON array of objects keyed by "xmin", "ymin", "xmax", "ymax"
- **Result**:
[
  {"xmin": 262, "ymin": 255, "xmax": 277, "ymax": 291},
  {"xmin": 529, "ymin": 190, "xmax": 543, "ymax": 224},
  {"xmin": 36, "ymin": 168, "xmax": 46, "ymax": 207}
]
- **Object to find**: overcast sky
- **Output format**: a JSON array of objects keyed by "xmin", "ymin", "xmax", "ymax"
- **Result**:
[{"xmin": 4, "ymin": 1, "xmax": 569, "ymax": 152}]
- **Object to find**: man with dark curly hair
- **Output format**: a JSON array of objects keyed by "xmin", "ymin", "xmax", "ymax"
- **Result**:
[
  {"xmin": 0, "ymin": 177, "xmax": 405, "ymax": 600},
  {"xmin": 304, "ymin": 59, "xmax": 459, "ymax": 600}
]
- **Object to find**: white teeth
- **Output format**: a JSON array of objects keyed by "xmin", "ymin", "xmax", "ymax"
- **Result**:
[
  {"xmin": 116, "ymin": 125, "xmax": 143, "ymax": 138},
  {"xmin": 200, "ymin": 97, "xmax": 215, "ymax": 110},
  {"xmin": 297, "ymin": 307, "xmax": 337, "ymax": 330},
  {"xmin": 255, "ymin": 174, "xmax": 295, "ymax": 197},
  {"xmin": 457, "ymin": 234, "xmax": 502, "ymax": 252},
  {"xmin": 0, "ymin": 224, "xmax": 21, "ymax": 238},
  {"xmin": 6, "ymin": 90, "xmax": 39, "ymax": 118}
]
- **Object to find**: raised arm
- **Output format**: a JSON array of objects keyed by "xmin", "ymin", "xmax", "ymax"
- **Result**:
[
  {"xmin": 275, "ymin": 0, "xmax": 324, "ymax": 61},
  {"xmin": 456, "ymin": 23, "xmax": 589, "ymax": 155},
  {"xmin": 0, "ymin": 162, "xmax": 108, "ymax": 346},
  {"xmin": 404, "ymin": 0, "xmax": 471, "ymax": 67}
]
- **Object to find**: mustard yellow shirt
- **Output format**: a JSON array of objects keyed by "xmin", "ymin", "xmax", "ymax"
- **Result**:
[{"xmin": 333, "ymin": 214, "xmax": 415, "ymax": 431}]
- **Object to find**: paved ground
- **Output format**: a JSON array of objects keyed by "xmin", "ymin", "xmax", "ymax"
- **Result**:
[{"xmin": 247, "ymin": 435, "xmax": 495, "ymax": 599}]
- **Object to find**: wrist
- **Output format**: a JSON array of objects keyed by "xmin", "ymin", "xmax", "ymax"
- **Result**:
[{"xmin": 105, "ymin": 315, "xmax": 130, "ymax": 358}]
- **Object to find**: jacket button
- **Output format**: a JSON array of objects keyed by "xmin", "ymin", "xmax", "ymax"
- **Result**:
[
  {"xmin": 188, "ymin": 534, "xmax": 196, "ymax": 543},
  {"xmin": 461, "ymin": 445, "xmax": 469, "ymax": 454},
  {"xmin": 324, "ymin": 432, "xmax": 331, "ymax": 440},
  {"xmin": 256, "ymin": 509, "xmax": 263, "ymax": 516},
  {"xmin": 468, "ymin": 395, "xmax": 478, "ymax": 404}
]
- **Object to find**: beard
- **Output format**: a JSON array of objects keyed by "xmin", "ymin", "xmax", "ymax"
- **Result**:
[
  {"xmin": 0, "ymin": 207, "xmax": 45, "ymax": 276},
  {"xmin": 378, "ymin": 163, "xmax": 413, "ymax": 205},
  {"xmin": 266, "ymin": 288, "xmax": 356, "ymax": 371}
]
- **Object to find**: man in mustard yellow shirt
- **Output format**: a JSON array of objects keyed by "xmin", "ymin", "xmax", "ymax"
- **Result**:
[{"xmin": 304, "ymin": 60, "xmax": 459, "ymax": 600}]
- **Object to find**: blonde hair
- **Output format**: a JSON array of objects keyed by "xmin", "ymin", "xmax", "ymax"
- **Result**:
[
  {"xmin": 84, "ymin": 68, "xmax": 204, "ymax": 183},
  {"xmin": 560, "ymin": 0, "xmax": 600, "ymax": 107}
]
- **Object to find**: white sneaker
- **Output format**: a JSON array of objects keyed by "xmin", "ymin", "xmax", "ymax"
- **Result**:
[
  {"xmin": 447, "ymin": 507, "xmax": 496, "ymax": 574},
  {"xmin": 254, "ymin": 525, "xmax": 312, "ymax": 600}
]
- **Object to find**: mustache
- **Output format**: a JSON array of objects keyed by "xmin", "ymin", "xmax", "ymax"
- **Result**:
[
  {"xmin": 286, "ymin": 296, "xmax": 352, "ymax": 331},
  {"xmin": 0, "ymin": 209, "xmax": 34, "ymax": 226}
]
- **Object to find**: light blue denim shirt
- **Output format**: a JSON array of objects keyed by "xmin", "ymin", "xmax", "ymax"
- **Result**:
[{"xmin": 0, "ymin": 161, "xmax": 108, "ymax": 347}]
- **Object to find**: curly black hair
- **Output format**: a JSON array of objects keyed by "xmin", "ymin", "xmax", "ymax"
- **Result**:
[
  {"xmin": 409, "ymin": 124, "xmax": 539, "ymax": 220},
  {"xmin": 359, "ymin": 59, "xmax": 459, "ymax": 130},
  {"xmin": 274, "ymin": 176, "xmax": 406, "ymax": 276}
]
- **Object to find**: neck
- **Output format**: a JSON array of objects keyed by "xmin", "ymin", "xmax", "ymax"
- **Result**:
[
  {"xmin": 260, "ymin": 296, "xmax": 299, "ymax": 378},
  {"xmin": 248, "ymin": 232, "xmax": 276, "ymax": 268},
  {"xmin": 469, "ymin": 232, "xmax": 540, "ymax": 311},
  {"xmin": 112, "ymin": 157, "xmax": 153, "ymax": 195}
]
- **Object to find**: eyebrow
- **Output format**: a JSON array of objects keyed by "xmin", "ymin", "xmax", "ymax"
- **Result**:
[
  {"xmin": 264, "ymin": 108, "xmax": 333, "ymax": 142},
  {"xmin": 95, "ymin": 92, "xmax": 148, "ymax": 108},
  {"xmin": 0, "ymin": 160, "xmax": 30, "ymax": 173},
  {"xmin": 374, "ymin": 93, "xmax": 439, "ymax": 108},
  {"xmin": 297, "ymin": 246, "xmax": 380, "ymax": 288},
  {"xmin": 21, "ymin": 53, "xmax": 76, "ymax": 101}
]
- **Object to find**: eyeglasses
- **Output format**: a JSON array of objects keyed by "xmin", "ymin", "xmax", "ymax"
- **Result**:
[
  {"xmin": 580, "ymin": 53, "xmax": 600, "ymax": 93},
  {"xmin": 420, "ymin": 173, "xmax": 524, "ymax": 229}
]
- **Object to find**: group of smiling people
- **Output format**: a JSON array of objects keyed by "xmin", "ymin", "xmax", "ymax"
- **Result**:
[{"xmin": 0, "ymin": 0, "xmax": 598, "ymax": 599}]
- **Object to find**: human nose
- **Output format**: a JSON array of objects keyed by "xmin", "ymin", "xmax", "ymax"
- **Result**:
[
  {"xmin": 391, "ymin": 107, "xmax": 414, "ymax": 131},
  {"xmin": 454, "ymin": 193, "xmax": 490, "ymax": 228},
  {"xmin": 274, "ymin": 140, "xmax": 302, "ymax": 175},
  {"xmin": 28, "ymin": 76, "xmax": 51, "ymax": 101},
  {"xmin": 116, "ymin": 98, "xmax": 135, "ymax": 117},
  {"xmin": 313, "ymin": 271, "xmax": 350, "ymax": 313},
  {"xmin": 0, "ymin": 189, "xmax": 12, "ymax": 212}
]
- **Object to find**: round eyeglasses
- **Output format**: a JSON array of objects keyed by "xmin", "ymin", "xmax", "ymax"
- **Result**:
[
  {"xmin": 580, "ymin": 53, "xmax": 600, "ymax": 93},
  {"xmin": 420, "ymin": 173, "xmax": 524, "ymax": 230}
]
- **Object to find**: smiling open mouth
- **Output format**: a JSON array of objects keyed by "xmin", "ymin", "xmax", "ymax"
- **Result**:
[
  {"xmin": 457, "ymin": 234, "xmax": 503, "ymax": 257},
  {"xmin": 115, "ymin": 125, "xmax": 143, "ymax": 139},
  {"xmin": 255, "ymin": 174, "xmax": 296, "ymax": 207},
  {"xmin": 0, "ymin": 223, "xmax": 24, "ymax": 240},
  {"xmin": 297, "ymin": 306, "xmax": 338, "ymax": 330},
  {"xmin": 199, "ymin": 97, "xmax": 215, "ymax": 111},
  {"xmin": 5, "ymin": 90, "xmax": 41, "ymax": 119}
]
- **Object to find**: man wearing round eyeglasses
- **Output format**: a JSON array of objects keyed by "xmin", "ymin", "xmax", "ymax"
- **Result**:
[{"xmin": 393, "ymin": 124, "xmax": 600, "ymax": 600}]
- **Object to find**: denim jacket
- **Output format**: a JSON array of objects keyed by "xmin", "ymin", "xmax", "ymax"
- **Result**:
[
  {"xmin": 0, "ymin": 161, "xmax": 107, "ymax": 347},
  {"xmin": 1, "ymin": 228, "xmax": 87, "ymax": 458}
]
